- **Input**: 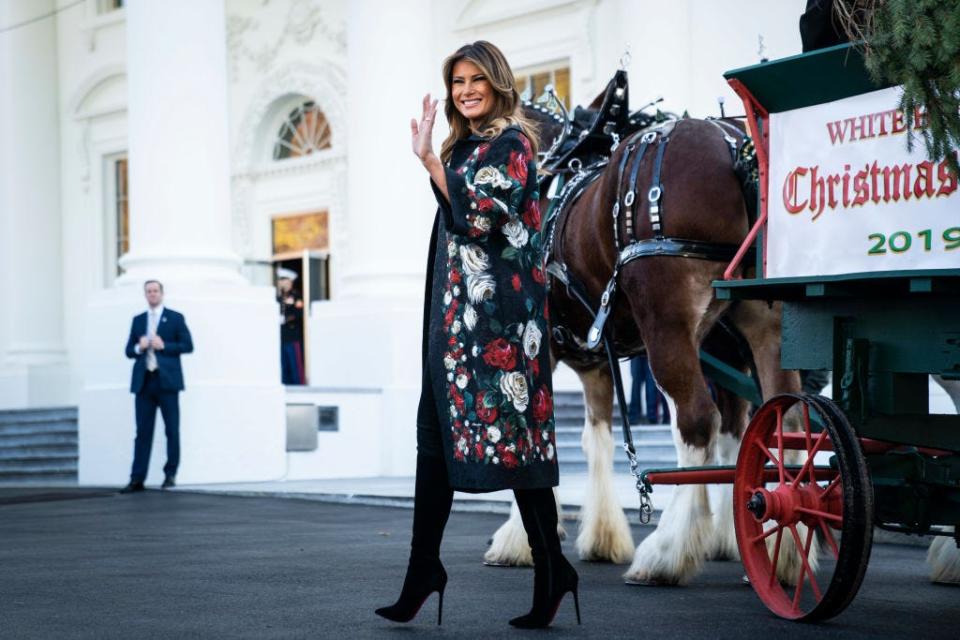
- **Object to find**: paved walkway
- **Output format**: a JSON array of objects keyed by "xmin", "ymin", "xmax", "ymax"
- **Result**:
[{"xmin": 1, "ymin": 490, "xmax": 957, "ymax": 639}]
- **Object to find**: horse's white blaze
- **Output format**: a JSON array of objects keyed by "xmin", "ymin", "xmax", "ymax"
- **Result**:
[
  {"xmin": 928, "ymin": 530, "xmax": 960, "ymax": 584},
  {"xmin": 709, "ymin": 432, "xmax": 741, "ymax": 561},
  {"xmin": 576, "ymin": 412, "xmax": 634, "ymax": 563},
  {"xmin": 624, "ymin": 389, "xmax": 716, "ymax": 585}
]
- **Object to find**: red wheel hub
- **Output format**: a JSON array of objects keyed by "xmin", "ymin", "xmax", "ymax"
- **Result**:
[{"xmin": 746, "ymin": 483, "xmax": 842, "ymax": 530}]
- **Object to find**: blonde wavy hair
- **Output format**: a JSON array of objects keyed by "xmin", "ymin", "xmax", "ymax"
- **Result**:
[{"xmin": 439, "ymin": 41, "xmax": 540, "ymax": 165}]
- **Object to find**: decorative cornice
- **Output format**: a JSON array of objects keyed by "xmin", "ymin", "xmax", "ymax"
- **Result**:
[{"xmin": 226, "ymin": 0, "xmax": 345, "ymax": 79}]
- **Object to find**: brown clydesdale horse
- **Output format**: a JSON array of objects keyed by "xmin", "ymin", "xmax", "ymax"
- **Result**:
[{"xmin": 482, "ymin": 103, "xmax": 814, "ymax": 586}]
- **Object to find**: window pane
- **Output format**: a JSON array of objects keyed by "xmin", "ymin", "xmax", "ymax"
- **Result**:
[
  {"xmin": 516, "ymin": 76, "xmax": 529, "ymax": 100},
  {"xmin": 553, "ymin": 67, "xmax": 571, "ymax": 109},
  {"xmin": 531, "ymin": 72, "xmax": 551, "ymax": 102},
  {"xmin": 273, "ymin": 101, "xmax": 332, "ymax": 161},
  {"xmin": 115, "ymin": 158, "xmax": 129, "ymax": 275}
]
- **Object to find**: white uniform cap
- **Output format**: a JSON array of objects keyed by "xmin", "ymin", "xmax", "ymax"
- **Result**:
[{"xmin": 276, "ymin": 267, "xmax": 298, "ymax": 281}]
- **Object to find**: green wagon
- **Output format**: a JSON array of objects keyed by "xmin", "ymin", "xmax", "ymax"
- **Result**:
[{"xmin": 643, "ymin": 43, "xmax": 960, "ymax": 621}]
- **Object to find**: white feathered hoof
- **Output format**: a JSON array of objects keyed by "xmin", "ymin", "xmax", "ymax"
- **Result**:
[
  {"xmin": 483, "ymin": 505, "xmax": 532, "ymax": 567},
  {"xmin": 928, "ymin": 534, "xmax": 960, "ymax": 584},
  {"xmin": 623, "ymin": 526, "xmax": 708, "ymax": 586},
  {"xmin": 623, "ymin": 485, "xmax": 713, "ymax": 585},
  {"xmin": 708, "ymin": 485, "xmax": 739, "ymax": 561},
  {"xmin": 576, "ymin": 505, "xmax": 635, "ymax": 564},
  {"xmin": 707, "ymin": 515, "xmax": 740, "ymax": 562}
]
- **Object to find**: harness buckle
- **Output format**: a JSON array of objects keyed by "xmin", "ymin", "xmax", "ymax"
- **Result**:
[
  {"xmin": 624, "ymin": 191, "xmax": 635, "ymax": 207},
  {"xmin": 647, "ymin": 186, "xmax": 662, "ymax": 203},
  {"xmin": 600, "ymin": 290, "xmax": 611, "ymax": 307},
  {"xmin": 641, "ymin": 131, "xmax": 657, "ymax": 144},
  {"xmin": 568, "ymin": 158, "xmax": 583, "ymax": 174},
  {"xmin": 612, "ymin": 202, "xmax": 620, "ymax": 218}
]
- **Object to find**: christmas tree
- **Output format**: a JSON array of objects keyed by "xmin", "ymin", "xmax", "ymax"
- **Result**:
[{"xmin": 837, "ymin": 0, "xmax": 960, "ymax": 173}]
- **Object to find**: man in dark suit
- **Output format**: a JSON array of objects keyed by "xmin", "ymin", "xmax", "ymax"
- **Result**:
[{"xmin": 120, "ymin": 280, "xmax": 193, "ymax": 493}]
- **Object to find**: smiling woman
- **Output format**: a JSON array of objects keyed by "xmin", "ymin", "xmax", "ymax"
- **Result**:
[{"xmin": 375, "ymin": 41, "xmax": 579, "ymax": 631}]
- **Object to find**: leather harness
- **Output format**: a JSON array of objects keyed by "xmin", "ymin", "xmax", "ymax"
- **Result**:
[{"xmin": 542, "ymin": 116, "xmax": 755, "ymax": 353}]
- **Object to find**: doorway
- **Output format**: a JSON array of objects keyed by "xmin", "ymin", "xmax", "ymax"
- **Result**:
[{"xmin": 272, "ymin": 211, "xmax": 331, "ymax": 386}]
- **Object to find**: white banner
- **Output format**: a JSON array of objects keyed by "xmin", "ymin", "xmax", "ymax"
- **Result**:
[{"xmin": 767, "ymin": 86, "xmax": 960, "ymax": 278}]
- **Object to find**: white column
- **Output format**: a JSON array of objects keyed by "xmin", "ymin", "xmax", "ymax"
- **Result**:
[
  {"xmin": 117, "ymin": 0, "xmax": 242, "ymax": 284},
  {"xmin": 0, "ymin": 0, "xmax": 69, "ymax": 409},
  {"xmin": 340, "ymin": 0, "xmax": 436, "ymax": 299},
  {"xmin": 305, "ymin": 0, "xmax": 436, "ymax": 476},
  {"xmin": 79, "ymin": 0, "xmax": 285, "ymax": 486}
]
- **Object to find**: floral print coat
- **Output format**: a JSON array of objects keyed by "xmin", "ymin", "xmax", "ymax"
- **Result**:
[{"xmin": 422, "ymin": 125, "xmax": 558, "ymax": 492}]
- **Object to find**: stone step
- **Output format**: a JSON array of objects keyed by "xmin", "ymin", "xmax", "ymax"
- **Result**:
[
  {"xmin": 0, "ymin": 407, "xmax": 80, "ymax": 485},
  {"xmin": 0, "ymin": 458, "xmax": 78, "ymax": 473},
  {"xmin": 0, "ymin": 418, "xmax": 78, "ymax": 436},
  {"xmin": 557, "ymin": 446, "xmax": 675, "ymax": 460},
  {"xmin": 0, "ymin": 471, "xmax": 78, "ymax": 485},
  {"xmin": 0, "ymin": 431, "xmax": 79, "ymax": 448},
  {"xmin": 0, "ymin": 407, "xmax": 78, "ymax": 425},
  {"xmin": 554, "ymin": 425, "xmax": 673, "ymax": 444},
  {"xmin": 0, "ymin": 446, "xmax": 79, "ymax": 461}
]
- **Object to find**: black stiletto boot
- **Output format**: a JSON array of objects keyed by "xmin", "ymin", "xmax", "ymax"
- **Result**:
[
  {"xmin": 375, "ymin": 453, "xmax": 453, "ymax": 625},
  {"xmin": 509, "ymin": 488, "xmax": 581, "ymax": 629}
]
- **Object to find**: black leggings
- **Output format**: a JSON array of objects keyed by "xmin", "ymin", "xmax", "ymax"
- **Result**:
[{"xmin": 416, "ymin": 364, "xmax": 445, "ymax": 459}]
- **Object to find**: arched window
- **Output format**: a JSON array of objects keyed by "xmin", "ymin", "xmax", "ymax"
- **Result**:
[{"xmin": 272, "ymin": 101, "xmax": 332, "ymax": 160}]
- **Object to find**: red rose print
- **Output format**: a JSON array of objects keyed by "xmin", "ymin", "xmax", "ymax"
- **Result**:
[
  {"xmin": 522, "ymin": 200, "xmax": 541, "ymax": 230},
  {"xmin": 507, "ymin": 151, "xmax": 527, "ymax": 184},
  {"xmin": 501, "ymin": 450, "xmax": 519, "ymax": 469},
  {"xmin": 543, "ymin": 302, "xmax": 550, "ymax": 321},
  {"xmin": 477, "ymin": 143, "xmax": 491, "ymax": 159},
  {"xmin": 477, "ymin": 197, "xmax": 494, "ymax": 212},
  {"xmin": 450, "ymin": 268, "xmax": 461, "ymax": 284},
  {"xmin": 475, "ymin": 392, "xmax": 499, "ymax": 424},
  {"xmin": 511, "ymin": 274, "xmax": 521, "ymax": 292},
  {"xmin": 532, "ymin": 385, "xmax": 553, "ymax": 424},
  {"xmin": 529, "ymin": 357, "xmax": 540, "ymax": 378},
  {"xmin": 531, "ymin": 266, "xmax": 545, "ymax": 284},
  {"xmin": 482, "ymin": 338, "xmax": 517, "ymax": 370},
  {"xmin": 475, "ymin": 442, "xmax": 485, "ymax": 459},
  {"xmin": 454, "ymin": 446, "xmax": 465, "ymax": 461}
]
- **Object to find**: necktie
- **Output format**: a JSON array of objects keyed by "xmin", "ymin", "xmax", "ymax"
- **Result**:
[{"xmin": 146, "ymin": 311, "xmax": 158, "ymax": 372}]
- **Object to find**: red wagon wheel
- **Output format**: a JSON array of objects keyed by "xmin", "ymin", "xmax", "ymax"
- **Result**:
[{"xmin": 734, "ymin": 394, "xmax": 874, "ymax": 621}]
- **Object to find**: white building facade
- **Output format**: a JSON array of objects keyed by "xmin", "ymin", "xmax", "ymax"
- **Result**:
[{"xmin": 2, "ymin": 0, "xmax": 816, "ymax": 485}]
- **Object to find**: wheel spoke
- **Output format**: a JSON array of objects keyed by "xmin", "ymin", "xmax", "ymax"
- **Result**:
[
  {"xmin": 796, "ymin": 506, "xmax": 842, "ymax": 524},
  {"xmin": 768, "ymin": 526, "xmax": 784, "ymax": 589},
  {"xmin": 791, "ymin": 430, "xmax": 829, "ymax": 489},
  {"xmin": 821, "ymin": 475, "xmax": 841, "ymax": 498},
  {"xmin": 789, "ymin": 524, "xmax": 822, "ymax": 608},
  {"xmin": 802, "ymin": 403, "xmax": 817, "ymax": 484},
  {"xmin": 818, "ymin": 518, "xmax": 840, "ymax": 559},
  {"xmin": 754, "ymin": 441, "xmax": 796, "ymax": 484},
  {"xmin": 776, "ymin": 406, "xmax": 785, "ymax": 484},
  {"xmin": 751, "ymin": 523, "xmax": 783, "ymax": 544}
]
